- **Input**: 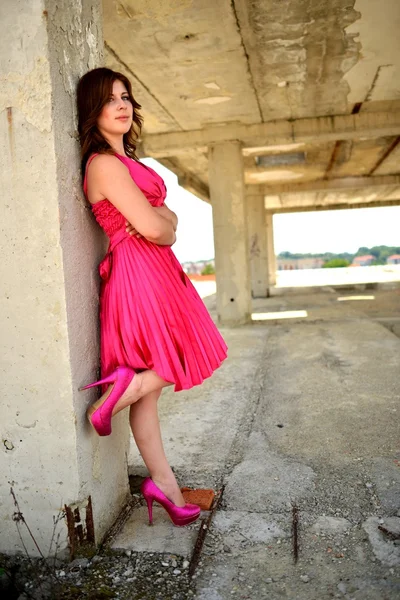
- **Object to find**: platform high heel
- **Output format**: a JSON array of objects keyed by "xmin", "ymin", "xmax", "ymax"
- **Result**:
[
  {"xmin": 79, "ymin": 366, "xmax": 136, "ymax": 436},
  {"xmin": 141, "ymin": 477, "xmax": 201, "ymax": 527}
]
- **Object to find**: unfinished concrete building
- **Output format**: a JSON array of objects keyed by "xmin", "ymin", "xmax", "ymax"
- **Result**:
[{"xmin": 1, "ymin": 0, "xmax": 399, "ymax": 557}]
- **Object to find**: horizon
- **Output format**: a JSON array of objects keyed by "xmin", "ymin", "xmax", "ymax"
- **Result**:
[
  {"xmin": 180, "ymin": 244, "xmax": 400, "ymax": 265},
  {"xmin": 276, "ymin": 244, "xmax": 399, "ymax": 256}
]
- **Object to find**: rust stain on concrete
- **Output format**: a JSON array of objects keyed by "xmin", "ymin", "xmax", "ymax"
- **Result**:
[{"xmin": 65, "ymin": 495, "xmax": 95, "ymax": 559}]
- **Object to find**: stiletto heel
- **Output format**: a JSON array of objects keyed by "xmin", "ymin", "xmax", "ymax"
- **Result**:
[
  {"xmin": 141, "ymin": 477, "xmax": 201, "ymax": 527},
  {"xmin": 79, "ymin": 366, "xmax": 136, "ymax": 436},
  {"xmin": 78, "ymin": 373, "xmax": 118, "ymax": 391},
  {"xmin": 146, "ymin": 498, "xmax": 154, "ymax": 525}
]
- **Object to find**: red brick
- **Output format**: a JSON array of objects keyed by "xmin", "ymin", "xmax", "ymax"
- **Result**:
[{"xmin": 180, "ymin": 487, "xmax": 215, "ymax": 510}]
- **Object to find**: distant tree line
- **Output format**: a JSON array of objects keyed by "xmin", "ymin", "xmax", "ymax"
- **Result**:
[
  {"xmin": 353, "ymin": 246, "xmax": 400, "ymax": 265},
  {"xmin": 278, "ymin": 250, "xmax": 353, "ymax": 261},
  {"xmin": 278, "ymin": 246, "xmax": 400, "ymax": 268},
  {"xmin": 201, "ymin": 263, "xmax": 215, "ymax": 275}
]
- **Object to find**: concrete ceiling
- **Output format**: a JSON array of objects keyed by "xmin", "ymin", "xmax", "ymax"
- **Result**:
[{"xmin": 103, "ymin": 0, "xmax": 400, "ymax": 211}]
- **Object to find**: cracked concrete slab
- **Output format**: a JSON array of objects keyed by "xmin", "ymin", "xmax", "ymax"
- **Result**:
[
  {"xmin": 193, "ymin": 290, "xmax": 400, "ymax": 599},
  {"xmin": 366, "ymin": 457, "xmax": 400, "ymax": 513},
  {"xmin": 223, "ymin": 431, "xmax": 316, "ymax": 512},
  {"xmin": 363, "ymin": 517, "xmax": 400, "ymax": 567},
  {"xmin": 213, "ymin": 510, "xmax": 288, "ymax": 545},
  {"xmin": 111, "ymin": 505, "xmax": 205, "ymax": 556},
  {"xmin": 195, "ymin": 515, "xmax": 400, "ymax": 599},
  {"xmin": 311, "ymin": 516, "xmax": 352, "ymax": 535},
  {"xmin": 111, "ymin": 290, "xmax": 400, "ymax": 598},
  {"xmin": 195, "ymin": 540, "xmax": 400, "ymax": 599},
  {"xmin": 250, "ymin": 318, "xmax": 400, "ymax": 468}
]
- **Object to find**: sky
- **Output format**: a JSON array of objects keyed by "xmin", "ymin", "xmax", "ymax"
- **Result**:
[{"xmin": 144, "ymin": 158, "xmax": 400, "ymax": 262}]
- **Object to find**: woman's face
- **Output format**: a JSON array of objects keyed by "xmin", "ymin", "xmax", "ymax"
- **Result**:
[{"xmin": 97, "ymin": 79, "xmax": 133, "ymax": 138}]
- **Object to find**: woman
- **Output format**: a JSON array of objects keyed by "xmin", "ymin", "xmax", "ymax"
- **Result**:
[{"xmin": 77, "ymin": 67, "xmax": 228, "ymax": 527}]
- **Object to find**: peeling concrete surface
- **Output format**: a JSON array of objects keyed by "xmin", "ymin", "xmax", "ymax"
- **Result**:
[
  {"xmin": 102, "ymin": 0, "xmax": 400, "ymax": 212},
  {"xmin": 345, "ymin": 0, "xmax": 400, "ymax": 104},
  {"xmin": 103, "ymin": 0, "xmax": 260, "ymax": 132},
  {"xmin": 234, "ymin": 0, "xmax": 361, "ymax": 120}
]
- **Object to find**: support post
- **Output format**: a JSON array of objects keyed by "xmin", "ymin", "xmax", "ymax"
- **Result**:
[
  {"xmin": 246, "ymin": 193, "xmax": 269, "ymax": 297},
  {"xmin": 208, "ymin": 141, "xmax": 251, "ymax": 325},
  {"xmin": 0, "ymin": 0, "xmax": 130, "ymax": 556},
  {"xmin": 266, "ymin": 212, "xmax": 277, "ymax": 286}
]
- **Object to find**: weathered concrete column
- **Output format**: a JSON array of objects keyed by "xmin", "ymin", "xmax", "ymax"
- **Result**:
[
  {"xmin": 209, "ymin": 141, "xmax": 251, "ymax": 325},
  {"xmin": 0, "ymin": 1, "xmax": 130, "ymax": 557},
  {"xmin": 266, "ymin": 212, "xmax": 277, "ymax": 286},
  {"xmin": 246, "ymin": 193, "xmax": 269, "ymax": 297}
]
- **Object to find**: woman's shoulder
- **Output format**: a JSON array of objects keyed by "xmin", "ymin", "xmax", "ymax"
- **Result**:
[
  {"xmin": 84, "ymin": 153, "xmax": 127, "ymax": 198},
  {"xmin": 86, "ymin": 153, "xmax": 129, "ymax": 179},
  {"xmin": 88, "ymin": 152, "xmax": 122, "ymax": 168}
]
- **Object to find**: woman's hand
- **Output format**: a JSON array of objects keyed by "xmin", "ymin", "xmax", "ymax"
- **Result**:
[{"xmin": 125, "ymin": 220, "xmax": 143, "ymax": 238}]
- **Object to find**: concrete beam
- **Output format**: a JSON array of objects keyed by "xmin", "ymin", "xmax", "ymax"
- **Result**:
[
  {"xmin": 264, "ymin": 187, "xmax": 400, "ymax": 210},
  {"xmin": 142, "ymin": 111, "xmax": 400, "ymax": 157},
  {"xmin": 157, "ymin": 158, "xmax": 210, "ymax": 203},
  {"xmin": 177, "ymin": 175, "xmax": 210, "ymax": 203},
  {"xmin": 247, "ymin": 175, "xmax": 400, "ymax": 196},
  {"xmin": 267, "ymin": 198, "xmax": 400, "ymax": 214}
]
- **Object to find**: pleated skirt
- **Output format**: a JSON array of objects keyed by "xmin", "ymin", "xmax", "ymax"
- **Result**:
[{"xmin": 98, "ymin": 236, "xmax": 228, "ymax": 392}]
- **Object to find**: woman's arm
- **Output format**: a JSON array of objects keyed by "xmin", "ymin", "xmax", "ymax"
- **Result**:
[
  {"xmin": 87, "ymin": 154, "xmax": 175, "ymax": 246},
  {"xmin": 125, "ymin": 205, "xmax": 178, "ymax": 243},
  {"xmin": 153, "ymin": 204, "xmax": 178, "ymax": 231}
]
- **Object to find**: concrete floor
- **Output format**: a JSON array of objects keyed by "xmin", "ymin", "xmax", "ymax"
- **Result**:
[{"xmin": 118, "ymin": 285, "xmax": 400, "ymax": 599}]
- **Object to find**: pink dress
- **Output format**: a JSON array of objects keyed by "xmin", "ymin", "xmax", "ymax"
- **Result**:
[{"xmin": 83, "ymin": 153, "xmax": 228, "ymax": 392}]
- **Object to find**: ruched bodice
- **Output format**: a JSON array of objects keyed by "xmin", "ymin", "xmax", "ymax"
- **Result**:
[
  {"xmin": 84, "ymin": 154, "xmax": 167, "ymax": 238},
  {"xmin": 91, "ymin": 200, "xmax": 126, "ymax": 238}
]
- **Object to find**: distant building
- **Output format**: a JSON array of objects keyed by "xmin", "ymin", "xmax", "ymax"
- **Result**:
[
  {"xmin": 277, "ymin": 257, "xmax": 325, "ymax": 270},
  {"xmin": 387, "ymin": 254, "xmax": 400, "ymax": 265},
  {"xmin": 182, "ymin": 260, "xmax": 215, "ymax": 274},
  {"xmin": 351, "ymin": 255, "xmax": 375, "ymax": 266}
]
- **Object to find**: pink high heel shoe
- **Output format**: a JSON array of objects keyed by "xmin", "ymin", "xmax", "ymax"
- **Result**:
[
  {"xmin": 141, "ymin": 477, "xmax": 201, "ymax": 527},
  {"xmin": 79, "ymin": 366, "xmax": 136, "ymax": 436}
]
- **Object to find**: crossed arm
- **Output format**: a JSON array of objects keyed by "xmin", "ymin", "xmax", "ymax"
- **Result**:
[{"xmin": 125, "ymin": 203, "xmax": 178, "ymax": 244}]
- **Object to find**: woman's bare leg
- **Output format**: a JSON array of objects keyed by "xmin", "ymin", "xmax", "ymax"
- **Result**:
[
  {"xmin": 87, "ymin": 370, "xmax": 185, "ymax": 505},
  {"xmin": 108, "ymin": 369, "xmax": 173, "ymax": 416},
  {"xmin": 129, "ymin": 389, "xmax": 186, "ymax": 507}
]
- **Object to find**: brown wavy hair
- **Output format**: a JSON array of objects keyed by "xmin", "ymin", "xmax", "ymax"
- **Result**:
[{"xmin": 77, "ymin": 67, "xmax": 143, "ymax": 177}]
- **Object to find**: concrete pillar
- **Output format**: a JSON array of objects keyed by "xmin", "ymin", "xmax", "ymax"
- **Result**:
[
  {"xmin": 209, "ymin": 141, "xmax": 251, "ymax": 325},
  {"xmin": 246, "ymin": 193, "xmax": 269, "ymax": 297},
  {"xmin": 0, "ymin": 1, "xmax": 130, "ymax": 557},
  {"xmin": 266, "ymin": 212, "xmax": 277, "ymax": 286}
]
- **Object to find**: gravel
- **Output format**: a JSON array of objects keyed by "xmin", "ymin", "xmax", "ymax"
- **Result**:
[{"xmin": 0, "ymin": 550, "xmax": 195, "ymax": 600}]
